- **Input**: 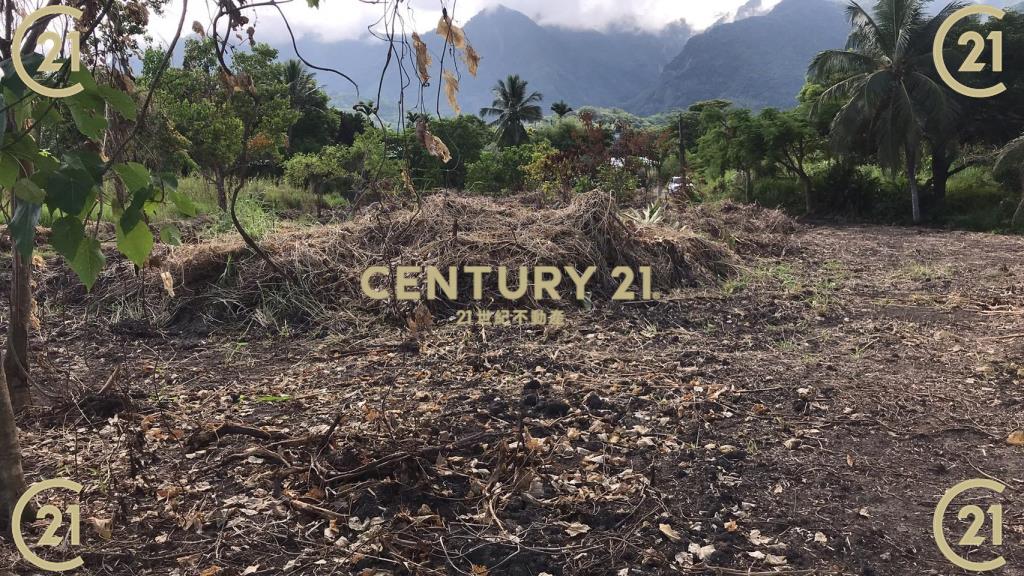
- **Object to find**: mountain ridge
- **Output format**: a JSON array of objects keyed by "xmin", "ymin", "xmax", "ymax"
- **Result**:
[
  {"xmin": 636, "ymin": 0, "xmax": 849, "ymax": 113},
  {"xmin": 286, "ymin": 4, "xmax": 692, "ymax": 121}
]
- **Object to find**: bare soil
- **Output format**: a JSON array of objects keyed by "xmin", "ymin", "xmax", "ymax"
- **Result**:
[{"xmin": 2, "ymin": 222, "xmax": 1024, "ymax": 576}]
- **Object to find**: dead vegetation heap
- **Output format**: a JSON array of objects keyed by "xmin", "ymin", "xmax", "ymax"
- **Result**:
[{"xmin": 44, "ymin": 192, "xmax": 797, "ymax": 331}]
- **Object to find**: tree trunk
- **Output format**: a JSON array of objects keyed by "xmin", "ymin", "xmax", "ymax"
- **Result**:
[
  {"xmin": 314, "ymin": 180, "xmax": 323, "ymax": 218},
  {"xmin": 0, "ymin": 347, "xmax": 27, "ymax": 530},
  {"xmin": 800, "ymin": 173, "xmax": 813, "ymax": 215},
  {"xmin": 215, "ymin": 174, "xmax": 228, "ymax": 211},
  {"xmin": 5, "ymin": 241, "xmax": 32, "ymax": 412},
  {"xmin": 103, "ymin": 100, "xmax": 128, "ymax": 209},
  {"xmin": 1013, "ymin": 169, "xmax": 1024, "ymax": 229},
  {"xmin": 929, "ymin": 145, "xmax": 952, "ymax": 216},
  {"xmin": 907, "ymin": 149, "xmax": 921, "ymax": 224}
]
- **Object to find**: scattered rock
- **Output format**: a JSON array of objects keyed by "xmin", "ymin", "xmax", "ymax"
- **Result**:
[
  {"xmin": 584, "ymin": 391, "xmax": 606, "ymax": 410},
  {"xmin": 539, "ymin": 398, "xmax": 571, "ymax": 418}
]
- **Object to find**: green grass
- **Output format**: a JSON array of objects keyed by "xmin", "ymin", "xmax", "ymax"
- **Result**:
[
  {"xmin": 944, "ymin": 167, "xmax": 1018, "ymax": 232},
  {"xmin": 902, "ymin": 262, "xmax": 952, "ymax": 282},
  {"xmin": 135, "ymin": 177, "xmax": 342, "ymax": 242},
  {"xmin": 31, "ymin": 177, "xmax": 319, "ymax": 244}
]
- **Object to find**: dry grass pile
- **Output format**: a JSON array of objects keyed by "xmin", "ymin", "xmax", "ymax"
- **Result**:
[
  {"xmin": 73, "ymin": 191, "xmax": 743, "ymax": 329},
  {"xmin": 685, "ymin": 200, "xmax": 799, "ymax": 256}
]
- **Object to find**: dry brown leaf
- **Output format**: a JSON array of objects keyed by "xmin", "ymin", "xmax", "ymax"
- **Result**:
[
  {"xmin": 724, "ymin": 520, "xmax": 738, "ymax": 532},
  {"xmin": 87, "ymin": 517, "xmax": 113, "ymax": 540},
  {"xmin": 462, "ymin": 43, "xmax": 481, "ymax": 76},
  {"xmin": 1008, "ymin": 430, "xmax": 1024, "ymax": 446},
  {"xmin": 659, "ymin": 523, "xmax": 682, "ymax": 542},
  {"xmin": 416, "ymin": 119, "xmax": 452, "ymax": 164},
  {"xmin": 402, "ymin": 167, "xmax": 416, "ymax": 195},
  {"xmin": 470, "ymin": 565, "xmax": 489, "ymax": 576},
  {"xmin": 412, "ymin": 32, "xmax": 432, "ymax": 85},
  {"xmin": 688, "ymin": 542, "xmax": 716, "ymax": 561},
  {"xmin": 443, "ymin": 70, "xmax": 461, "ymax": 116},
  {"xmin": 199, "ymin": 566, "xmax": 223, "ymax": 576},
  {"xmin": 408, "ymin": 302, "xmax": 434, "ymax": 336},
  {"xmin": 160, "ymin": 271, "xmax": 175, "ymax": 297},
  {"xmin": 428, "ymin": 134, "xmax": 452, "ymax": 163},
  {"xmin": 565, "ymin": 521, "xmax": 590, "ymax": 537},
  {"xmin": 436, "ymin": 15, "xmax": 466, "ymax": 50}
]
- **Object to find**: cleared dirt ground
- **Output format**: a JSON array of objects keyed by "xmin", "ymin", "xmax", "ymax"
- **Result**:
[{"xmin": 3, "ymin": 221, "xmax": 1023, "ymax": 576}]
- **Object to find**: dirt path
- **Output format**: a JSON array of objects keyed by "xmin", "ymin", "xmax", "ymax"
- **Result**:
[{"xmin": 4, "ymin": 224, "xmax": 1023, "ymax": 575}]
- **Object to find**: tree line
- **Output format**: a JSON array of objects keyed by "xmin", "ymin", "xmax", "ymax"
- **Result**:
[{"xmin": 124, "ymin": 2, "xmax": 1024, "ymax": 231}]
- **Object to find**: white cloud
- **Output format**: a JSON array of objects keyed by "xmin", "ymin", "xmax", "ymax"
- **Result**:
[{"xmin": 150, "ymin": 0, "xmax": 783, "ymax": 46}]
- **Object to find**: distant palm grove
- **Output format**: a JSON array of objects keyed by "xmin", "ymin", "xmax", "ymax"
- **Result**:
[{"xmin": 104, "ymin": 0, "xmax": 1024, "ymax": 233}]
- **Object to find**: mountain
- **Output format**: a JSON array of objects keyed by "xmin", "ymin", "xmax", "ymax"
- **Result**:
[
  {"xmin": 288, "ymin": 5, "xmax": 693, "ymax": 121},
  {"xmin": 636, "ymin": 0, "xmax": 849, "ymax": 113},
  {"xmin": 981, "ymin": 0, "xmax": 1023, "ymax": 8}
]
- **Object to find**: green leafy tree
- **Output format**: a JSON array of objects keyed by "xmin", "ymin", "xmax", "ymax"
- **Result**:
[
  {"xmin": 149, "ymin": 39, "xmax": 298, "ymax": 209},
  {"xmin": 808, "ymin": 0, "xmax": 964, "ymax": 223},
  {"xmin": 931, "ymin": 11, "xmax": 1024, "ymax": 213},
  {"xmin": 0, "ymin": 37, "xmax": 176, "ymax": 525},
  {"xmin": 694, "ymin": 106, "xmax": 765, "ymax": 202},
  {"xmin": 405, "ymin": 115, "xmax": 492, "ymax": 190},
  {"xmin": 466, "ymin": 144, "xmax": 541, "ymax": 194},
  {"xmin": 760, "ymin": 108, "xmax": 821, "ymax": 213},
  {"xmin": 481, "ymin": 75, "xmax": 543, "ymax": 147},
  {"xmin": 285, "ymin": 129, "xmax": 402, "ymax": 209},
  {"xmin": 284, "ymin": 145, "xmax": 349, "ymax": 216}
]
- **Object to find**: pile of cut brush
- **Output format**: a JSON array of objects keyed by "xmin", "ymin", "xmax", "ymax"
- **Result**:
[
  {"xmin": 683, "ymin": 200, "xmax": 799, "ymax": 257},
  {"xmin": 48, "ymin": 191, "xmax": 750, "ymax": 330}
]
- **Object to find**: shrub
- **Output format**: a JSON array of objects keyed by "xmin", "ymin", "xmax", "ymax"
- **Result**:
[
  {"xmin": 596, "ymin": 164, "xmax": 637, "ymax": 200},
  {"xmin": 944, "ymin": 166, "xmax": 1017, "ymax": 231},
  {"xmin": 283, "ymin": 130, "xmax": 402, "ymax": 200},
  {"xmin": 811, "ymin": 162, "xmax": 890, "ymax": 218},
  {"xmin": 466, "ymin": 144, "xmax": 541, "ymax": 195},
  {"xmin": 753, "ymin": 177, "xmax": 804, "ymax": 212}
]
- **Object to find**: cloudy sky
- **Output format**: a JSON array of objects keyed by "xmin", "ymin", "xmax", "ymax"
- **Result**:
[{"xmin": 151, "ymin": 0, "xmax": 782, "ymax": 45}]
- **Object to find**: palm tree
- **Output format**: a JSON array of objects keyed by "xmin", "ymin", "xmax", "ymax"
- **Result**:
[
  {"xmin": 808, "ymin": 0, "xmax": 964, "ymax": 223},
  {"xmin": 995, "ymin": 134, "xmax": 1024, "ymax": 227},
  {"xmin": 480, "ymin": 75, "xmax": 543, "ymax": 147},
  {"xmin": 282, "ymin": 59, "xmax": 321, "ymax": 154},
  {"xmin": 551, "ymin": 100, "xmax": 573, "ymax": 119},
  {"xmin": 283, "ymin": 59, "xmax": 318, "ymax": 108}
]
